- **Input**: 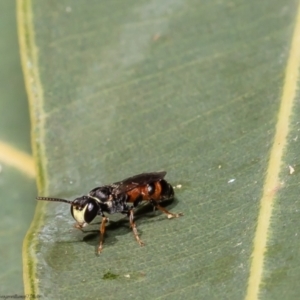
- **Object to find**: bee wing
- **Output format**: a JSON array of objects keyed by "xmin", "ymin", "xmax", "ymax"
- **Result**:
[{"xmin": 112, "ymin": 171, "xmax": 167, "ymax": 195}]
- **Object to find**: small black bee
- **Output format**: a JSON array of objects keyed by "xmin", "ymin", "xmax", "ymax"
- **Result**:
[{"xmin": 37, "ymin": 171, "xmax": 183, "ymax": 254}]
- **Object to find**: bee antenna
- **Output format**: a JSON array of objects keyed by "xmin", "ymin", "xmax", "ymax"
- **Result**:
[{"xmin": 36, "ymin": 196, "xmax": 73, "ymax": 205}]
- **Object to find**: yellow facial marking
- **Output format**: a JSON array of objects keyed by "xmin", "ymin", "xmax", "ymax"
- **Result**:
[{"xmin": 72, "ymin": 204, "xmax": 88, "ymax": 225}]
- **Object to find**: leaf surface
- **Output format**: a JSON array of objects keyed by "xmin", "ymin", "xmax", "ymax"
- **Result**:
[{"xmin": 20, "ymin": 0, "xmax": 300, "ymax": 299}]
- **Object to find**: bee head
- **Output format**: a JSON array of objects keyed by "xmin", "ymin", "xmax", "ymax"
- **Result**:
[
  {"xmin": 70, "ymin": 196, "xmax": 100, "ymax": 226},
  {"xmin": 36, "ymin": 195, "xmax": 100, "ymax": 227}
]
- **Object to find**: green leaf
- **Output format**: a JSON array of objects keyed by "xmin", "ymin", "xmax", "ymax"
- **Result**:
[
  {"xmin": 20, "ymin": 0, "xmax": 300, "ymax": 299},
  {"xmin": 0, "ymin": 0, "xmax": 36, "ymax": 295}
]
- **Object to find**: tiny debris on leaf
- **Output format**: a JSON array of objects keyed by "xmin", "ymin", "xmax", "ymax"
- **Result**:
[
  {"xmin": 289, "ymin": 165, "xmax": 295, "ymax": 175},
  {"xmin": 152, "ymin": 33, "xmax": 161, "ymax": 41},
  {"xmin": 102, "ymin": 271, "xmax": 119, "ymax": 280},
  {"xmin": 173, "ymin": 184, "xmax": 182, "ymax": 189},
  {"xmin": 228, "ymin": 179, "xmax": 235, "ymax": 183}
]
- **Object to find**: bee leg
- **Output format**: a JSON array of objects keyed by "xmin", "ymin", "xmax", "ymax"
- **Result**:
[
  {"xmin": 150, "ymin": 200, "xmax": 183, "ymax": 219},
  {"xmin": 128, "ymin": 209, "xmax": 145, "ymax": 247},
  {"xmin": 73, "ymin": 223, "xmax": 85, "ymax": 232},
  {"xmin": 97, "ymin": 216, "xmax": 108, "ymax": 254}
]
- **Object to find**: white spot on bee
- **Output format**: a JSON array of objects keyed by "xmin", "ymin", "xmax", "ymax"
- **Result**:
[
  {"xmin": 88, "ymin": 195, "xmax": 102, "ymax": 203},
  {"xmin": 106, "ymin": 200, "xmax": 113, "ymax": 208}
]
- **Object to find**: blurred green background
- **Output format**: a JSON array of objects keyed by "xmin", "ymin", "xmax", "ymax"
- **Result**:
[{"xmin": 0, "ymin": 0, "xmax": 36, "ymax": 295}]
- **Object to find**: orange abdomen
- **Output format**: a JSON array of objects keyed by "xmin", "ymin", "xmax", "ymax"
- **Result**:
[{"xmin": 126, "ymin": 180, "xmax": 174, "ymax": 206}]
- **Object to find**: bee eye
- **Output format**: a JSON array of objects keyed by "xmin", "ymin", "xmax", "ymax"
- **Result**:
[
  {"xmin": 84, "ymin": 200, "xmax": 99, "ymax": 223},
  {"xmin": 88, "ymin": 202, "xmax": 94, "ymax": 211}
]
